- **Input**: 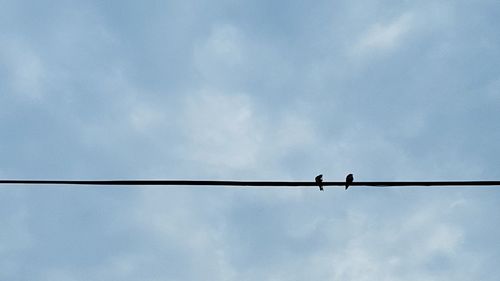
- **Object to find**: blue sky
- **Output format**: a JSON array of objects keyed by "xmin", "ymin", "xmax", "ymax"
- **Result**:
[{"xmin": 1, "ymin": 0, "xmax": 500, "ymax": 280}]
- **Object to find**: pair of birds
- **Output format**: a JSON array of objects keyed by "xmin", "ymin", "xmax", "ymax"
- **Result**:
[{"xmin": 315, "ymin": 174, "xmax": 353, "ymax": 191}]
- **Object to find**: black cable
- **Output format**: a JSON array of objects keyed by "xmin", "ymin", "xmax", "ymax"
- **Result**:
[{"xmin": 1, "ymin": 179, "xmax": 500, "ymax": 187}]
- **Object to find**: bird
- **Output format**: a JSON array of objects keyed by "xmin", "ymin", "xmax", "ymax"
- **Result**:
[
  {"xmin": 345, "ymin": 173, "xmax": 353, "ymax": 190},
  {"xmin": 315, "ymin": 174, "xmax": 324, "ymax": 191}
]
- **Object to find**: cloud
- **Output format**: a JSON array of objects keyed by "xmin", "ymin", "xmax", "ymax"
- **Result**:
[
  {"xmin": 0, "ymin": 39, "xmax": 46, "ymax": 100},
  {"xmin": 195, "ymin": 24, "xmax": 245, "ymax": 70},
  {"xmin": 0, "ymin": 192, "xmax": 32, "ymax": 278},
  {"xmin": 123, "ymin": 187, "xmax": 481, "ymax": 281},
  {"xmin": 351, "ymin": 13, "xmax": 415, "ymax": 56},
  {"xmin": 177, "ymin": 87, "xmax": 320, "ymax": 179},
  {"xmin": 180, "ymin": 90, "xmax": 261, "ymax": 173}
]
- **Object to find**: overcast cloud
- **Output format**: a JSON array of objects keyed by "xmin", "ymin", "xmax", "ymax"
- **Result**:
[{"xmin": 1, "ymin": 0, "xmax": 500, "ymax": 280}]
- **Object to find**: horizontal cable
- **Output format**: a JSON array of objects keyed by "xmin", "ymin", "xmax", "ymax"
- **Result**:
[{"xmin": 1, "ymin": 179, "xmax": 500, "ymax": 187}]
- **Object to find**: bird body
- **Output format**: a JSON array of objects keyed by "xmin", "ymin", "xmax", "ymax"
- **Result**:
[
  {"xmin": 315, "ymin": 174, "xmax": 324, "ymax": 191},
  {"xmin": 345, "ymin": 173, "xmax": 354, "ymax": 190}
]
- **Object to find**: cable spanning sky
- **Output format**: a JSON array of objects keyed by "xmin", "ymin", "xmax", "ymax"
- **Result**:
[
  {"xmin": 2, "ymin": 179, "xmax": 500, "ymax": 187},
  {"xmin": 1, "ymin": 1, "xmax": 500, "ymax": 280}
]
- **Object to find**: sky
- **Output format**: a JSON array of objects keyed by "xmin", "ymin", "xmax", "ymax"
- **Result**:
[{"xmin": 1, "ymin": 0, "xmax": 500, "ymax": 280}]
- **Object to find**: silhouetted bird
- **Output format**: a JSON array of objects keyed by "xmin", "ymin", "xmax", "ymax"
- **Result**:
[
  {"xmin": 345, "ymin": 173, "xmax": 354, "ymax": 190},
  {"xmin": 315, "ymin": 174, "xmax": 324, "ymax": 191}
]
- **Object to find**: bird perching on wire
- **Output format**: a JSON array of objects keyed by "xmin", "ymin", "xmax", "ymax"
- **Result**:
[
  {"xmin": 345, "ymin": 173, "xmax": 354, "ymax": 190},
  {"xmin": 315, "ymin": 174, "xmax": 324, "ymax": 191}
]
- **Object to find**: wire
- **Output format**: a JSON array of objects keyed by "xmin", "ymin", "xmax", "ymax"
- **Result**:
[{"xmin": 1, "ymin": 179, "xmax": 500, "ymax": 187}]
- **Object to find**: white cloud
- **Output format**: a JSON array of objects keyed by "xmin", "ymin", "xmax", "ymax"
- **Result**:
[
  {"xmin": 351, "ymin": 13, "xmax": 414, "ymax": 56},
  {"xmin": 0, "ymin": 195, "xmax": 33, "ymax": 278},
  {"xmin": 181, "ymin": 90, "xmax": 262, "ymax": 173},
  {"xmin": 486, "ymin": 76, "xmax": 500, "ymax": 100},
  {"xmin": 178, "ymin": 88, "xmax": 320, "ymax": 178},
  {"xmin": 288, "ymin": 199, "xmax": 474, "ymax": 281},
  {"xmin": 0, "ymin": 39, "xmax": 46, "ymax": 100},
  {"xmin": 200, "ymin": 24, "xmax": 244, "ymax": 66},
  {"xmin": 193, "ymin": 24, "xmax": 247, "ymax": 85},
  {"xmin": 129, "ymin": 101, "xmax": 168, "ymax": 133},
  {"xmin": 274, "ymin": 114, "xmax": 317, "ymax": 150},
  {"xmin": 129, "ymin": 188, "xmax": 237, "ymax": 280}
]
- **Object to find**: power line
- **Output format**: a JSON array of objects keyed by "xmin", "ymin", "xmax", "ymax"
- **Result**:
[{"xmin": 1, "ymin": 179, "xmax": 500, "ymax": 188}]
